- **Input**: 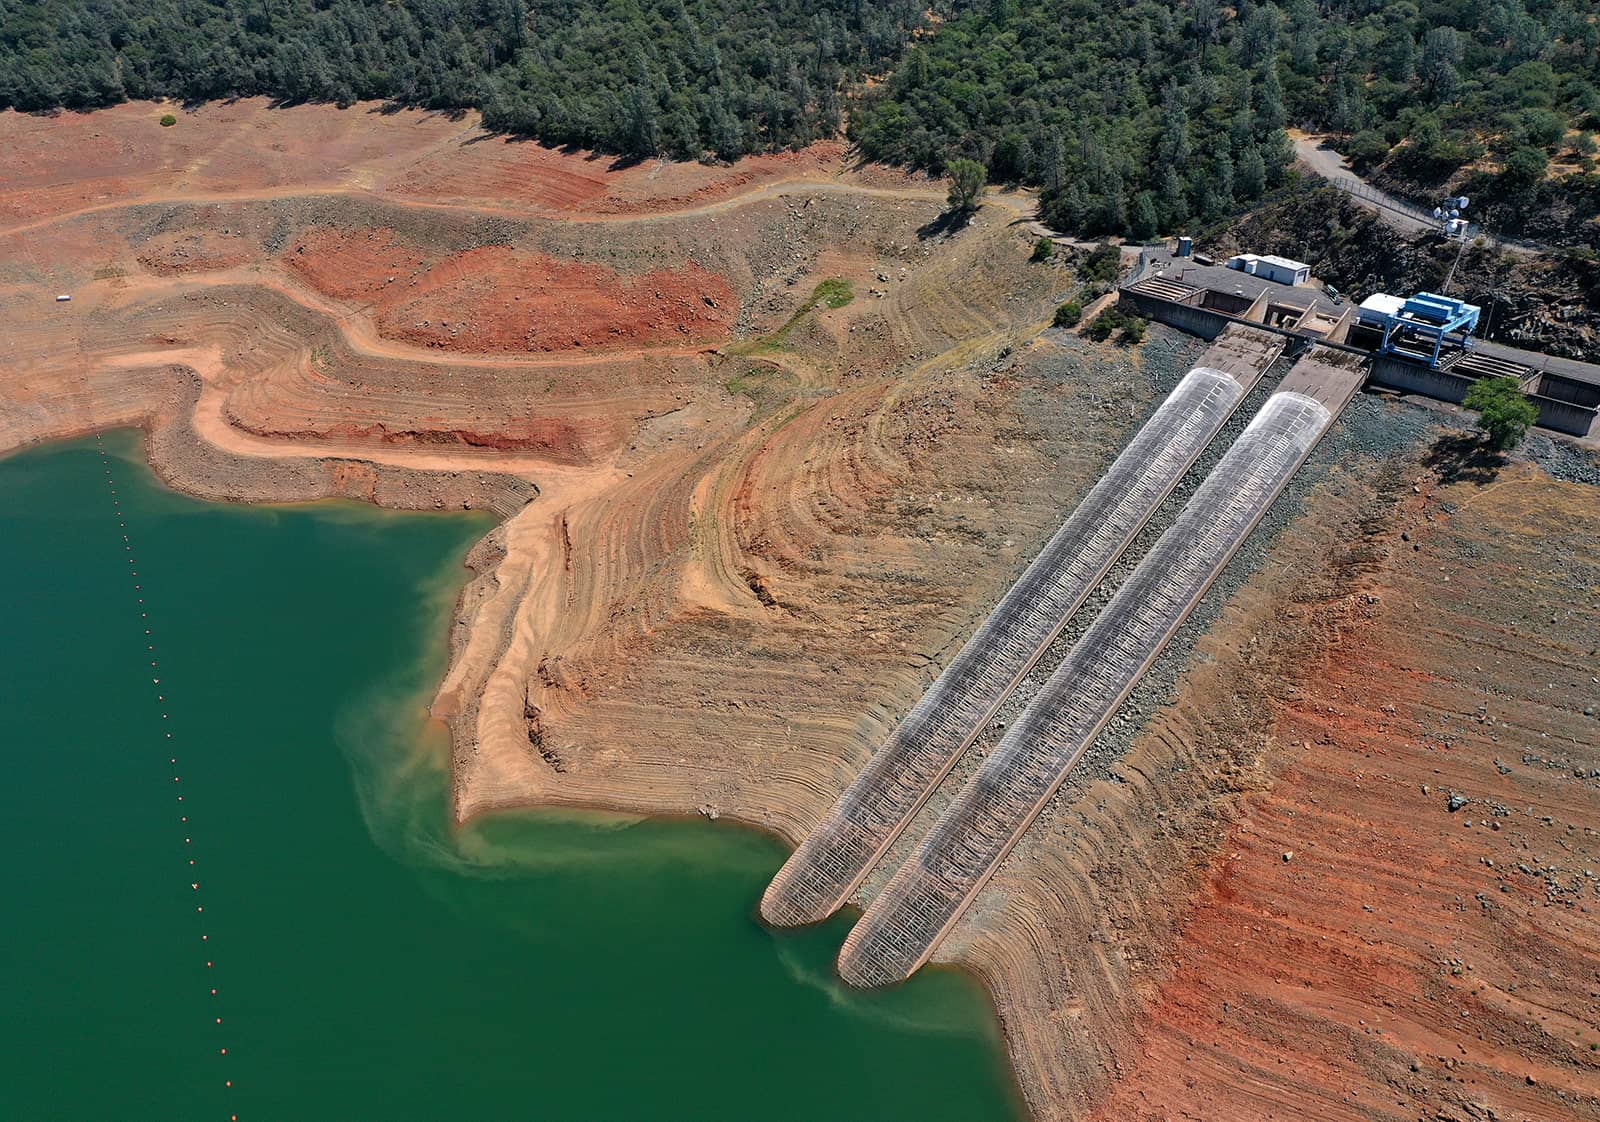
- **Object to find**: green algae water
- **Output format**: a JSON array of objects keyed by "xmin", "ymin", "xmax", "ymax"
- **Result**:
[{"xmin": 0, "ymin": 432, "xmax": 1022, "ymax": 1122}]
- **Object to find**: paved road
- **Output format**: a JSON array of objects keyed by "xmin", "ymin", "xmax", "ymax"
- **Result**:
[
  {"xmin": 1292, "ymin": 132, "xmax": 1546, "ymax": 257},
  {"xmin": 1291, "ymin": 132, "xmax": 1441, "ymax": 237}
]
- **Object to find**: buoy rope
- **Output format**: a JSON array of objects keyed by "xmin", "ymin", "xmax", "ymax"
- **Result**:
[{"xmin": 94, "ymin": 433, "xmax": 238, "ymax": 1122}]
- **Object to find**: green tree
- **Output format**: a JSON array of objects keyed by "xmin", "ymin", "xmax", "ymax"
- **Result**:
[
  {"xmin": 1463, "ymin": 376, "xmax": 1538, "ymax": 451},
  {"xmin": 1031, "ymin": 236, "xmax": 1056, "ymax": 262},
  {"xmin": 1501, "ymin": 146, "xmax": 1548, "ymax": 185},
  {"xmin": 1128, "ymin": 190, "xmax": 1158, "ymax": 238},
  {"xmin": 1237, "ymin": 146, "xmax": 1267, "ymax": 199},
  {"xmin": 1257, "ymin": 64, "xmax": 1286, "ymax": 132},
  {"xmin": 1052, "ymin": 300, "xmax": 1082, "ymax": 327},
  {"xmin": 1420, "ymin": 27, "xmax": 1462, "ymax": 103},
  {"xmin": 946, "ymin": 157, "xmax": 987, "ymax": 212}
]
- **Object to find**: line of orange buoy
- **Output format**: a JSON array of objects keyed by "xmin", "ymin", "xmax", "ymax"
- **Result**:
[{"xmin": 95, "ymin": 434, "xmax": 238, "ymax": 1122}]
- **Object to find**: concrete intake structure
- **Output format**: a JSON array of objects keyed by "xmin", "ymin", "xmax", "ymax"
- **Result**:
[
  {"xmin": 761, "ymin": 349, "xmax": 1273, "ymax": 929},
  {"xmin": 836, "ymin": 386, "xmax": 1345, "ymax": 987}
]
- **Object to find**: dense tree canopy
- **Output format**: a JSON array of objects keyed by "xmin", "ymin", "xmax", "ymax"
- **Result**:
[
  {"xmin": 0, "ymin": 0, "xmax": 922, "ymax": 159},
  {"xmin": 849, "ymin": 0, "xmax": 1300, "ymax": 235},
  {"xmin": 851, "ymin": 0, "xmax": 1600, "ymax": 240}
]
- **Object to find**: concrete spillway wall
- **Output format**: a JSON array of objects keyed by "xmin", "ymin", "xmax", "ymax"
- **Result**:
[
  {"xmin": 1529, "ymin": 393, "xmax": 1598, "ymax": 437},
  {"xmin": 1119, "ymin": 288, "xmax": 1232, "ymax": 340},
  {"xmin": 760, "ymin": 327, "xmax": 1283, "ymax": 928},
  {"xmin": 836, "ymin": 360, "xmax": 1355, "ymax": 987}
]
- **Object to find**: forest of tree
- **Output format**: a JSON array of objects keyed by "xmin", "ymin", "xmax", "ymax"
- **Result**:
[
  {"xmin": 0, "ymin": 0, "xmax": 922, "ymax": 159},
  {"xmin": 851, "ymin": 0, "xmax": 1600, "ymax": 241},
  {"xmin": 4, "ymin": 0, "xmax": 1598, "ymax": 239},
  {"xmin": 852, "ymin": 0, "xmax": 1296, "ymax": 236}
]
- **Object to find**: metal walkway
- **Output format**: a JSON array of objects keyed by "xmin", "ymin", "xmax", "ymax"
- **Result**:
[
  {"xmin": 836, "ymin": 349, "xmax": 1363, "ymax": 986},
  {"xmin": 761, "ymin": 329, "xmax": 1281, "ymax": 928}
]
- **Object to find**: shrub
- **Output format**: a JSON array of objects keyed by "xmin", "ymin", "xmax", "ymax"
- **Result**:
[
  {"xmin": 1084, "ymin": 311, "xmax": 1119, "ymax": 342},
  {"xmin": 1080, "ymin": 244, "xmax": 1121, "ymax": 285},
  {"xmin": 159, "ymin": 113, "xmax": 176, "ymax": 127},
  {"xmin": 1501, "ymin": 146, "xmax": 1549, "ymax": 185},
  {"xmin": 1463, "ymin": 375, "xmax": 1537, "ymax": 451},
  {"xmin": 1080, "ymin": 306, "xmax": 1147, "ymax": 343},
  {"xmin": 1031, "ymin": 236, "xmax": 1055, "ymax": 263},
  {"xmin": 1052, "ymin": 300, "xmax": 1082, "ymax": 328},
  {"xmin": 1346, "ymin": 130, "xmax": 1391, "ymax": 166}
]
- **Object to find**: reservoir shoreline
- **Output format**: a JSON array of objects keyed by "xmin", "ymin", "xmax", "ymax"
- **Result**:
[{"xmin": 3, "ymin": 425, "xmax": 1024, "ymax": 1120}]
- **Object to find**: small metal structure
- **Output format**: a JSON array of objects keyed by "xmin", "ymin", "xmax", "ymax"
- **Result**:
[{"xmin": 1370, "ymin": 292, "xmax": 1481, "ymax": 368}]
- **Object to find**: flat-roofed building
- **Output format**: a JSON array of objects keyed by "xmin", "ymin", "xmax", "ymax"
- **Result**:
[{"xmin": 1225, "ymin": 253, "xmax": 1311, "ymax": 286}]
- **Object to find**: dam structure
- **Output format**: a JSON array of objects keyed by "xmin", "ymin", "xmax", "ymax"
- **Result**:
[
  {"xmin": 760, "ymin": 326, "xmax": 1283, "ymax": 928},
  {"xmin": 836, "ymin": 346, "xmax": 1364, "ymax": 987}
]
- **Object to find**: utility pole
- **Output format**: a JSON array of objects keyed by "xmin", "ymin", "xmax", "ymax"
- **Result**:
[
  {"xmin": 1440, "ymin": 232, "xmax": 1469, "ymax": 295},
  {"xmin": 1432, "ymin": 194, "xmax": 1471, "ymax": 295}
]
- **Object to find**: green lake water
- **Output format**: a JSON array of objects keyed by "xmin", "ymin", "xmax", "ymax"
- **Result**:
[{"xmin": 0, "ymin": 432, "xmax": 1022, "ymax": 1122}]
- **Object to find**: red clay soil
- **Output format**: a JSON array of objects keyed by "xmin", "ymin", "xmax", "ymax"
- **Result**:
[
  {"xmin": 387, "ymin": 138, "xmax": 876, "ymax": 216},
  {"xmin": 0, "ymin": 100, "xmax": 927, "ymax": 232},
  {"xmin": 378, "ymin": 247, "xmax": 735, "ymax": 353},
  {"xmin": 1088, "ymin": 460, "xmax": 1600, "ymax": 1122},
  {"xmin": 285, "ymin": 226, "xmax": 427, "ymax": 300},
  {"xmin": 287, "ymin": 228, "xmax": 737, "ymax": 353},
  {"xmin": 0, "ymin": 100, "xmax": 466, "ymax": 226}
]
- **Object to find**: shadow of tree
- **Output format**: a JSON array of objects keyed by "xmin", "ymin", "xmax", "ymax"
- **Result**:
[
  {"xmin": 1421, "ymin": 432, "xmax": 1504, "ymax": 485},
  {"xmin": 917, "ymin": 207, "xmax": 971, "ymax": 240}
]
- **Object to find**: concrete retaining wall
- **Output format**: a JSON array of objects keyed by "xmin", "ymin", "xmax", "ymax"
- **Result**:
[
  {"xmin": 1118, "ymin": 290, "xmax": 1231, "ymax": 340},
  {"xmin": 1531, "ymin": 394, "xmax": 1598, "ymax": 437},
  {"xmin": 1372, "ymin": 356, "xmax": 1595, "ymax": 436},
  {"xmin": 1538, "ymin": 372, "xmax": 1600, "ymax": 409},
  {"xmin": 1369, "ymin": 355, "xmax": 1477, "ymax": 403}
]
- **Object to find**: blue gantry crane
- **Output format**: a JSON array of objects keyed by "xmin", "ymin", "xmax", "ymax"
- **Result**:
[{"xmin": 1372, "ymin": 292, "xmax": 1481, "ymax": 367}]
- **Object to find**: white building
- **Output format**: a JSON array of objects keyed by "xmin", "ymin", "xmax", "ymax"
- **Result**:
[{"xmin": 1225, "ymin": 253, "xmax": 1311, "ymax": 286}]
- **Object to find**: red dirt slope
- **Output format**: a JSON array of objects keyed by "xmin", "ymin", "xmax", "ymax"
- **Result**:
[
  {"xmin": 1090, "ymin": 459, "xmax": 1600, "ymax": 1122},
  {"xmin": 286, "ymin": 227, "xmax": 735, "ymax": 353}
]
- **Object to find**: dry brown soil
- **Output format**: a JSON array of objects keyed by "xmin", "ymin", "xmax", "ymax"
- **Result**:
[{"xmin": 3, "ymin": 100, "xmax": 1597, "ymax": 1122}]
